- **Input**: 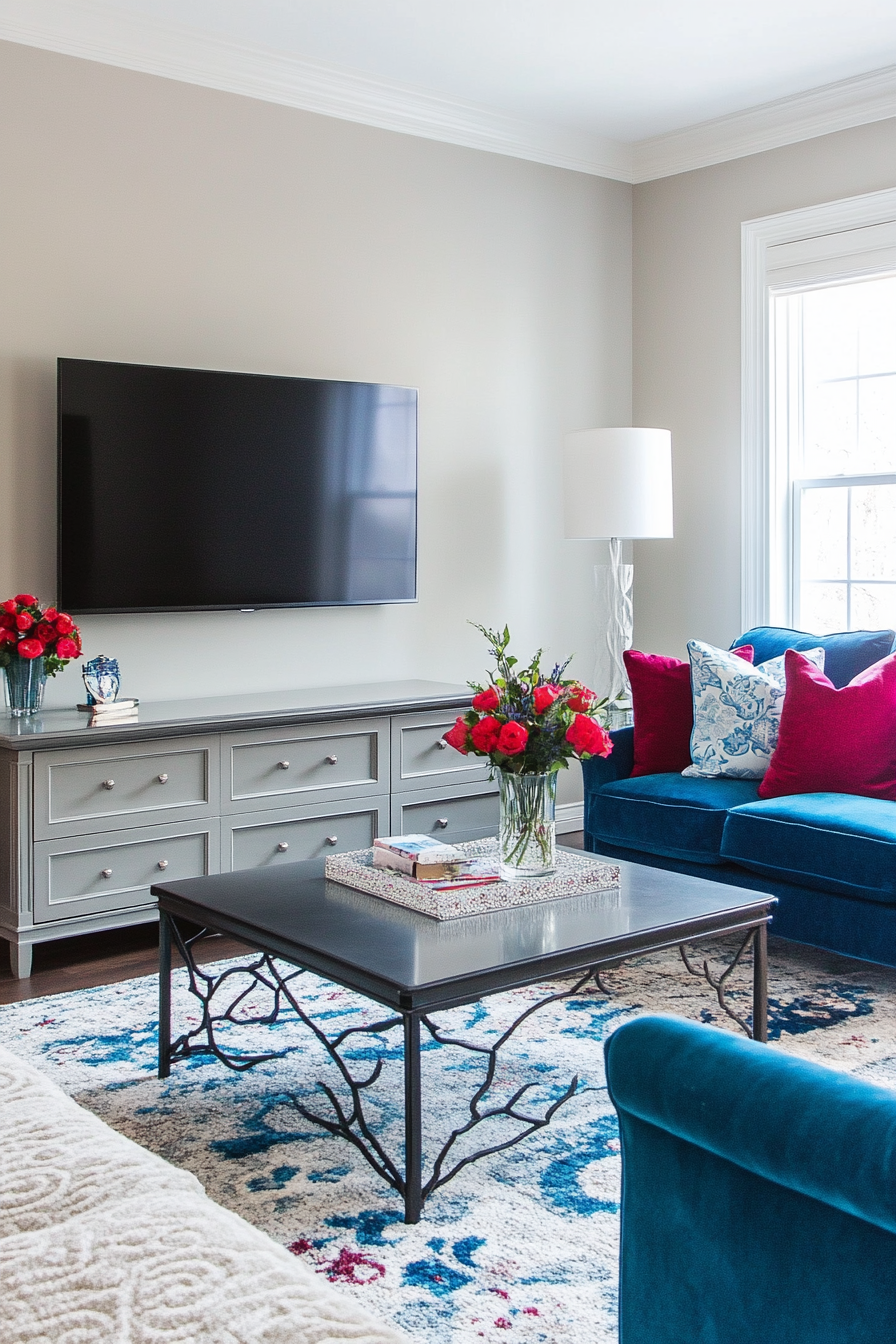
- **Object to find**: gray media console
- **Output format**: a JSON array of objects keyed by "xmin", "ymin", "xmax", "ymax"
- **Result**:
[{"xmin": 0, "ymin": 680, "xmax": 497, "ymax": 978}]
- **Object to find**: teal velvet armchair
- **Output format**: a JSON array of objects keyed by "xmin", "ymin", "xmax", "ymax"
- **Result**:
[{"xmin": 605, "ymin": 1015, "xmax": 896, "ymax": 1343}]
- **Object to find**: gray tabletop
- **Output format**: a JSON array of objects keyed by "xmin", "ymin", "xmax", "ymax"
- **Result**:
[
  {"xmin": 154, "ymin": 854, "xmax": 774, "ymax": 1012},
  {"xmin": 0, "ymin": 679, "xmax": 472, "ymax": 751}
]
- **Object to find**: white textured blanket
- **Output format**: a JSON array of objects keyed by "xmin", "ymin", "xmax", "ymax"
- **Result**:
[{"xmin": 0, "ymin": 1043, "xmax": 405, "ymax": 1344}]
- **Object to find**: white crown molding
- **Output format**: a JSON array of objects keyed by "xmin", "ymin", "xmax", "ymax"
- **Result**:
[
  {"xmin": 3, "ymin": 0, "xmax": 896, "ymax": 184},
  {"xmin": 634, "ymin": 63, "xmax": 896, "ymax": 183},
  {"xmin": 0, "ymin": 0, "xmax": 633, "ymax": 181}
]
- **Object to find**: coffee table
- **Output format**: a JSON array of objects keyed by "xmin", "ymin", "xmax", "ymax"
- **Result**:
[{"xmin": 155, "ymin": 853, "xmax": 774, "ymax": 1222}]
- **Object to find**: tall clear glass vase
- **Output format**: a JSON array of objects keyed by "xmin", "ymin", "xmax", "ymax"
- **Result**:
[
  {"xmin": 2, "ymin": 656, "xmax": 47, "ymax": 717},
  {"xmin": 498, "ymin": 771, "xmax": 557, "ymax": 880}
]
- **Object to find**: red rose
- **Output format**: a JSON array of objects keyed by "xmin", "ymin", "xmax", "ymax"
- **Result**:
[
  {"xmin": 15, "ymin": 613, "xmax": 33, "ymax": 631},
  {"xmin": 43, "ymin": 608, "xmax": 58, "ymax": 621},
  {"xmin": 470, "ymin": 715, "xmax": 502, "ymax": 754},
  {"xmin": 14, "ymin": 594, "xmax": 37, "ymax": 607},
  {"xmin": 472, "ymin": 685, "xmax": 500, "ymax": 712},
  {"xmin": 567, "ymin": 684, "xmax": 597, "ymax": 713},
  {"xmin": 1, "ymin": 599, "xmax": 17, "ymax": 614},
  {"xmin": 54, "ymin": 613, "xmax": 75, "ymax": 635},
  {"xmin": 565, "ymin": 713, "xmax": 612, "ymax": 759},
  {"xmin": 36, "ymin": 622, "xmax": 57, "ymax": 643},
  {"xmin": 443, "ymin": 717, "xmax": 470, "ymax": 754},
  {"xmin": 17, "ymin": 638, "xmax": 44, "ymax": 660},
  {"xmin": 496, "ymin": 721, "xmax": 528, "ymax": 755},
  {"xmin": 0, "ymin": 628, "xmax": 14, "ymax": 645},
  {"xmin": 0, "ymin": 614, "xmax": 15, "ymax": 630},
  {"xmin": 533, "ymin": 684, "xmax": 561, "ymax": 714},
  {"xmin": 55, "ymin": 637, "xmax": 80, "ymax": 661}
]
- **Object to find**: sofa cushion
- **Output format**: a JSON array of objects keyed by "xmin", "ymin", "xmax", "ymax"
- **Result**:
[
  {"xmin": 625, "ymin": 645, "xmax": 752, "ymax": 777},
  {"xmin": 732, "ymin": 626, "xmax": 895, "ymax": 689},
  {"xmin": 722, "ymin": 793, "xmax": 896, "ymax": 904},
  {"xmin": 758, "ymin": 650, "xmax": 896, "ymax": 803},
  {"xmin": 683, "ymin": 640, "xmax": 823, "ymax": 781},
  {"xmin": 588, "ymin": 773, "xmax": 760, "ymax": 865}
]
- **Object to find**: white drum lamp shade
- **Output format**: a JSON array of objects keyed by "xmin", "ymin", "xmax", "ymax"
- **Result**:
[
  {"xmin": 563, "ymin": 427, "xmax": 673, "ymax": 703},
  {"xmin": 563, "ymin": 428, "xmax": 673, "ymax": 540}
]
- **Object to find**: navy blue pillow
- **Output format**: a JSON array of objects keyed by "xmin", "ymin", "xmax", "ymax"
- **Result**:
[{"xmin": 731, "ymin": 626, "xmax": 895, "ymax": 689}]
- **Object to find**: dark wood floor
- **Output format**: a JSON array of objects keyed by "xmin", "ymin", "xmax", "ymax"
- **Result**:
[{"xmin": 0, "ymin": 832, "xmax": 586, "ymax": 1005}]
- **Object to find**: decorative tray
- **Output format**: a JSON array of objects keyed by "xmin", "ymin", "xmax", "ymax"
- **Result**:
[{"xmin": 325, "ymin": 839, "xmax": 620, "ymax": 921}]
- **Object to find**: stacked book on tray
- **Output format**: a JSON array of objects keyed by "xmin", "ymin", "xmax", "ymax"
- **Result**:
[{"xmin": 372, "ymin": 835, "xmax": 500, "ymax": 889}]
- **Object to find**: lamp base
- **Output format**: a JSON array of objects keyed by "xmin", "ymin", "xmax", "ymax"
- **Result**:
[{"xmin": 593, "ymin": 538, "xmax": 633, "ymax": 701}]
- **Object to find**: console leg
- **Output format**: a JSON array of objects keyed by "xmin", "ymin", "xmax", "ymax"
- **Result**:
[
  {"xmin": 403, "ymin": 1012, "xmax": 422, "ymax": 1224},
  {"xmin": 158, "ymin": 912, "xmax": 172, "ymax": 1079},
  {"xmin": 9, "ymin": 941, "xmax": 32, "ymax": 979}
]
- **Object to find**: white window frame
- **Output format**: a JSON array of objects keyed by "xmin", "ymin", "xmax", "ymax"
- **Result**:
[{"xmin": 742, "ymin": 187, "xmax": 896, "ymax": 631}]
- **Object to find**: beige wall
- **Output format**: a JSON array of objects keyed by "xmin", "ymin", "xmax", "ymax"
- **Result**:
[
  {"xmin": 0, "ymin": 36, "xmax": 631, "ymax": 821},
  {"xmin": 632, "ymin": 117, "xmax": 896, "ymax": 658}
]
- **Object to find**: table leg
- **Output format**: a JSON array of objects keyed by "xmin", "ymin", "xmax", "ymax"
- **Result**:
[
  {"xmin": 158, "ymin": 911, "xmax": 172, "ymax": 1079},
  {"xmin": 403, "ymin": 1012, "xmax": 422, "ymax": 1224},
  {"xmin": 752, "ymin": 922, "xmax": 768, "ymax": 1044}
]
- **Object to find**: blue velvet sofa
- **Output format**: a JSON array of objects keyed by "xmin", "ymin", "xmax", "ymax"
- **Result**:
[
  {"xmin": 582, "ymin": 626, "xmax": 896, "ymax": 967},
  {"xmin": 605, "ymin": 1014, "xmax": 896, "ymax": 1343}
]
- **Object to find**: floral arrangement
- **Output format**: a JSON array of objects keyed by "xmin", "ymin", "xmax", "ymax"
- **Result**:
[
  {"xmin": 0, "ymin": 594, "xmax": 83, "ymax": 675},
  {"xmin": 444, "ymin": 624, "xmax": 612, "ymax": 773}
]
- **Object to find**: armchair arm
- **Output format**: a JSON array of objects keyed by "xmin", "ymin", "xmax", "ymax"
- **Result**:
[{"xmin": 605, "ymin": 1014, "xmax": 896, "ymax": 1235}]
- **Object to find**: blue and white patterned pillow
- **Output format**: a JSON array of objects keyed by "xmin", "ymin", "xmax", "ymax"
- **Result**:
[{"xmin": 683, "ymin": 640, "xmax": 825, "ymax": 780}]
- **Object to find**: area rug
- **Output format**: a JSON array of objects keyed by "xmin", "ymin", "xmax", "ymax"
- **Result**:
[{"xmin": 3, "ymin": 934, "xmax": 896, "ymax": 1344}]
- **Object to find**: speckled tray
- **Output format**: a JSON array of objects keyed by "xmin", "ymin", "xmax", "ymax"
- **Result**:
[{"xmin": 325, "ymin": 839, "xmax": 620, "ymax": 920}]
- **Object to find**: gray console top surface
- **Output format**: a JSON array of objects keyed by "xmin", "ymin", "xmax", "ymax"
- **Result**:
[{"xmin": 0, "ymin": 679, "xmax": 471, "ymax": 752}]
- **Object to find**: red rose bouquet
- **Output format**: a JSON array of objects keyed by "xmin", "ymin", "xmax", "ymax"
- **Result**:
[
  {"xmin": 445, "ymin": 625, "xmax": 611, "ymax": 878},
  {"xmin": 445, "ymin": 624, "xmax": 611, "ymax": 775},
  {"xmin": 0, "ymin": 594, "xmax": 84, "ymax": 715}
]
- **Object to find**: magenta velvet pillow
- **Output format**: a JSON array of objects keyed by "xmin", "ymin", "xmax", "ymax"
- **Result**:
[
  {"xmin": 758, "ymin": 649, "xmax": 896, "ymax": 801},
  {"xmin": 625, "ymin": 645, "xmax": 753, "ymax": 777}
]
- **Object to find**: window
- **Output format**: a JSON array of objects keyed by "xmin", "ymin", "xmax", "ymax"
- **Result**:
[
  {"xmin": 773, "ymin": 276, "xmax": 896, "ymax": 633},
  {"xmin": 742, "ymin": 189, "xmax": 896, "ymax": 634}
]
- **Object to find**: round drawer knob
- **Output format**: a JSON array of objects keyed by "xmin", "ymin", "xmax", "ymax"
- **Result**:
[
  {"xmin": 325, "ymin": 835, "xmax": 338, "ymax": 846},
  {"xmin": 436, "ymin": 738, "xmax": 448, "ymax": 749},
  {"xmin": 325, "ymin": 755, "xmax": 338, "ymax": 765},
  {"xmin": 101, "ymin": 779, "xmax": 115, "ymax": 790},
  {"xmin": 157, "ymin": 773, "xmax": 169, "ymax": 784},
  {"xmin": 436, "ymin": 818, "xmax": 449, "ymax": 829},
  {"xmin": 101, "ymin": 868, "xmax": 113, "ymax": 879},
  {"xmin": 277, "ymin": 760, "xmax": 290, "ymax": 770},
  {"xmin": 277, "ymin": 842, "xmax": 289, "ymax": 853},
  {"xmin": 157, "ymin": 859, "xmax": 169, "ymax": 870}
]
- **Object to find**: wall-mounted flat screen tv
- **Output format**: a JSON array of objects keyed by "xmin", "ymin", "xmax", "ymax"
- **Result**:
[{"xmin": 57, "ymin": 358, "xmax": 418, "ymax": 614}]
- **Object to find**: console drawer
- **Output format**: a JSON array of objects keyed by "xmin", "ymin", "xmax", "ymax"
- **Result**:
[
  {"xmin": 33, "ymin": 820, "xmax": 219, "ymax": 924},
  {"xmin": 390, "ymin": 781, "xmax": 498, "ymax": 843},
  {"xmin": 224, "ymin": 797, "xmax": 389, "ymax": 871},
  {"xmin": 223, "ymin": 719, "xmax": 388, "ymax": 813},
  {"xmin": 34, "ymin": 737, "xmax": 218, "ymax": 840},
  {"xmin": 391, "ymin": 709, "xmax": 489, "ymax": 792}
]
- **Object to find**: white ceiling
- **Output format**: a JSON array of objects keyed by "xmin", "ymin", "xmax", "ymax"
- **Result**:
[{"xmin": 4, "ymin": 0, "xmax": 896, "ymax": 181}]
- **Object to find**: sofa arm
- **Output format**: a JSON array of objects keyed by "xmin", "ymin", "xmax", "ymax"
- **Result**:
[
  {"xmin": 581, "ymin": 726, "xmax": 634, "ymax": 790},
  {"xmin": 605, "ymin": 1014, "xmax": 896, "ymax": 1235}
]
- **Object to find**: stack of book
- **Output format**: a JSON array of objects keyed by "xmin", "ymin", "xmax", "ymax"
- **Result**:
[
  {"xmin": 78, "ymin": 698, "xmax": 139, "ymax": 725},
  {"xmin": 372, "ymin": 835, "xmax": 499, "ymax": 889}
]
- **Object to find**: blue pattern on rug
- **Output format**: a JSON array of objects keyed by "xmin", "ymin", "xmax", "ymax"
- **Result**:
[{"xmin": 3, "ymin": 936, "xmax": 896, "ymax": 1343}]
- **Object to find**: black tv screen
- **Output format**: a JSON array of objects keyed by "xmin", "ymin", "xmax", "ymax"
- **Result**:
[{"xmin": 57, "ymin": 358, "xmax": 417, "ymax": 613}]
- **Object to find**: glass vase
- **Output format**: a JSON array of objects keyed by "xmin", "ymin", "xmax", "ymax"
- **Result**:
[
  {"xmin": 3, "ymin": 656, "xmax": 47, "ymax": 717},
  {"xmin": 498, "ymin": 771, "xmax": 557, "ymax": 880}
]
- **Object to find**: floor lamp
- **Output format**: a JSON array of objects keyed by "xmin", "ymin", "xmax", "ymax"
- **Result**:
[{"xmin": 563, "ymin": 427, "xmax": 673, "ymax": 710}]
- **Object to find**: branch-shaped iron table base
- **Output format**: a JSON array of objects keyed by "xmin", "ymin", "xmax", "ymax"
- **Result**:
[{"xmin": 158, "ymin": 914, "xmax": 598, "ymax": 1222}]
